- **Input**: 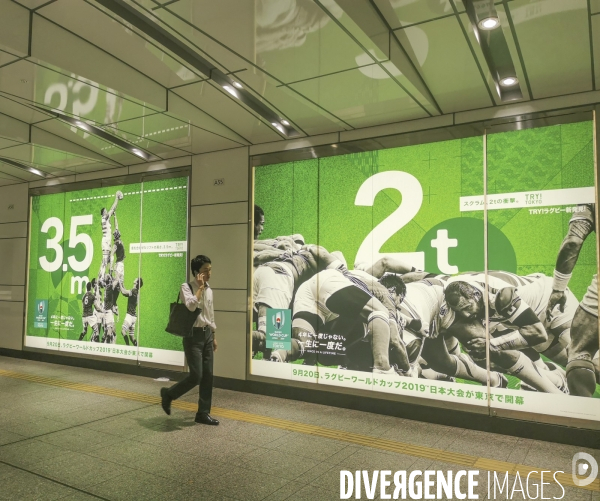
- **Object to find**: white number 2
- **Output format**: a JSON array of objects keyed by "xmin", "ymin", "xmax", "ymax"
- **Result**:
[
  {"xmin": 354, "ymin": 171, "xmax": 425, "ymax": 270},
  {"xmin": 39, "ymin": 217, "xmax": 64, "ymax": 273}
]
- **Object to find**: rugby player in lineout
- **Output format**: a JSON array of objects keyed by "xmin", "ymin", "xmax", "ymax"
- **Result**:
[
  {"xmin": 79, "ymin": 280, "xmax": 99, "ymax": 341},
  {"xmin": 98, "ymin": 191, "xmax": 123, "ymax": 280},
  {"xmin": 111, "ymin": 216, "xmax": 126, "ymax": 286},
  {"xmin": 120, "ymin": 278, "xmax": 143, "ymax": 346},
  {"xmin": 547, "ymin": 204, "xmax": 600, "ymax": 396}
]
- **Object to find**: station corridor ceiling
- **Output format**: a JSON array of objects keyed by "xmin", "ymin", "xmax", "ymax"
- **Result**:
[{"xmin": 0, "ymin": 0, "xmax": 597, "ymax": 184}]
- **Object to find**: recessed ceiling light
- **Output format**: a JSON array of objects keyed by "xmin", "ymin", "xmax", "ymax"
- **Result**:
[
  {"xmin": 271, "ymin": 122, "xmax": 278, "ymax": 127},
  {"xmin": 281, "ymin": 120, "xmax": 289, "ymax": 126},
  {"xmin": 222, "ymin": 85, "xmax": 238, "ymax": 98},
  {"xmin": 499, "ymin": 76, "xmax": 518, "ymax": 87},
  {"xmin": 478, "ymin": 17, "xmax": 500, "ymax": 30},
  {"xmin": 332, "ymin": 144, "xmax": 338, "ymax": 148},
  {"xmin": 232, "ymin": 81, "xmax": 243, "ymax": 89},
  {"xmin": 131, "ymin": 149, "xmax": 146, "ymax": 158}
]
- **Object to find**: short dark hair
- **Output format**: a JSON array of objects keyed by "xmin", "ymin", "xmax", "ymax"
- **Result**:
[
  {"xmin": 444, "ymin": 281, "xmax": 481, "ymax": 307},
  {"xmin": 137, "ymin": 277, "xmax": 144, "ymax": 288},
  {"xmin": 86, "ymin": 281, "xmax": 92, "ymax": 291},
  {"xmin": 191, "ymin": 255, "xmax": 211, "ymax": 276},
  {"xmin": 254, "ymin": 205, "xmax": 264, "ymax": 220},
  {"xmin": 379, "ymin": 274, "xmax": 406, "ymax": 298},
  {"xmin": 100, "ymin": 208, "xmax": 105, "ymax": 216}
]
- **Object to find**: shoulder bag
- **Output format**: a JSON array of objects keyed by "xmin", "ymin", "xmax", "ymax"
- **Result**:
[{"xmin": 165, "ymin": 283, "xmax": 201, "ymax": 337}]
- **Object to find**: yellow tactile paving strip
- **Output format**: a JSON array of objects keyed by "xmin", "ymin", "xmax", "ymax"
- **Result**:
[{"xmin": 0, "ymin": 368, "xmax": 598, "ymax": 493}]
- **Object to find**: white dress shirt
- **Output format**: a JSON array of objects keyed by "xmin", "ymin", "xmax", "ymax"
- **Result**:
[{"xmin": 180, "ymin": 281, "xmax": 217, "ymax": 332}]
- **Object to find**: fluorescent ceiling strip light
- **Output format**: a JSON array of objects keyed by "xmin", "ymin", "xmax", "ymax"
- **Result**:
[
  {"xmin": 0, "ymin": 156, "xmax": 47, "ymax": 178},
  {"xmin": 41, "ymin": 108, "xmax": 155, "ymax": 161},
  {"xmin": 94, "ymin": 0, "xmax": 298, "ymax": 137}
]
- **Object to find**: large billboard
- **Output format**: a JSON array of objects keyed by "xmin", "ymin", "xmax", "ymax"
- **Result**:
[
  {"xmin": 26, "ymin": 176, "xmax": 188, "ymax": 366},
  {"xmin": 252, "ymin": 121, "xmax": 600, "ymax": 421}
]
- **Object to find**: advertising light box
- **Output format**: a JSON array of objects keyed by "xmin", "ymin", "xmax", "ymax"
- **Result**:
[
  {"xmin": 251, "ymin": 121, "xmax": 600, "ymax": 421},
  {"xmin": 25, "ymin": 176, "xmax": 189, "ymax": 366}
]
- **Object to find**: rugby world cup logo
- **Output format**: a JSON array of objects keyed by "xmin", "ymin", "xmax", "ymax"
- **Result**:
[{"xmin": 272, "ymin": 311, "xmax": 284, "ymax": 329}]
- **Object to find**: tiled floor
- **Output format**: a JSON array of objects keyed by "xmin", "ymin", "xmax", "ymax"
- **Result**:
[{"xmin": 0, "ymin": 355, "xmax": 598, "ymax": 501}]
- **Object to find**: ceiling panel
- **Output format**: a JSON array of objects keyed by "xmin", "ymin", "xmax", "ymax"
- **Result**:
[
  {"xmin": 289, "ymin": 65, "xmax": 428, "ymax": 129},
  {"xmin": 0, "ymin": 94, "xmax": 55, "ymax": 124},
  {"xmin": 0, "ymin": 143, "xmax": 118, "ymax": 175},
  {"xmin": 0, "ymin": 163, "xmax": 40, "ymax": 182},
  {"xmin": 31, "ymin": 15, "xmax": 167, "ymax": 110},
  {"xmin": 507, "ymin": 0, "xmax": 592, "ymax": 99},
  {"xmin": 0, "ymin": 175, "xmax": 25, "ymax": 187},
  {"xmin": 592, "ymin": 0, "xmax": 600, "ymax": 14},
  {"xmin": 14, "ymin": 0, "xmax": 54, "ymax": 8},
  {"xmin": 0, "ymin": 137, "xmax": 26, "ymax": 150},
  {"xmin": 0, "ymin": 50, "xmax": 20, "ymax": 68},
  {"xmin": 376, "ymin": 0, "xmax": 464, "ymax": 30},
  {"xmin": 40, "ymin": 0, "xmax": 207, "ymax": 89},
  {"xmin": 162, "ymin": 0, "xmax": 378, "ymax": 85},
  {"xmin": 0, "ymin": 111, "xmax": 29, "ymax": 143},
  {"xmin": 233, "ymin": 68, "xmax": 347, "ymax": 135},
  {"xmin": 33, "ymin": 119, "xmax": 148, "ymax": 166},
  {"xmin": 107, "ymin": 113, "xmax": 244, "ymax": 154},
  {"xmin": 592, "ymin": 15, "xmax": 600, "ymax": 88},
  {"xmin": 149, "ymin": 0, "xmax": 255, "ymax": 66},
  {"xmin": 0, "ymin": 145, "xmax": 84, "ymax": 177},
  {"xmin": 0, "ymin": 0, "xmax": 29, "ymax": 57},
  {"xmin": 174, "ymin": 81, "xmax": 284, "ymax": 143},
  {"xmin": 166, "ymin": 92, "xmax": 249, "ymax": 144},
  {"xmin": 132, "ymin": 0, "xmax": 249, "ymax": 76},
  {"xmin": 0, "ymin": 59, "xmax": 160, "ymax": 125},
  {"xmin": 30, "ymin": 126, "xmax": 135, "ymax": 167},
  {"xmin": 401, "ymin": 16, "xmax": 493, "ymax": 113}
]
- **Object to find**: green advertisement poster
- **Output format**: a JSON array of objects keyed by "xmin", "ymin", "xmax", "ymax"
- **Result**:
[
  {"xmin": 25, "ymin": 176, "xmax": 189, "ymax": 366},
  {"xmin": 252, "ymin": 121, "xmax": 600, "ymax": 421}
]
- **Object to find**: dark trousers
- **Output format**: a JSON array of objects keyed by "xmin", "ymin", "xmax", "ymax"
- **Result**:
[{"xmin": 167, "ymin": 327, "xmax": 214, "ymax": 415}]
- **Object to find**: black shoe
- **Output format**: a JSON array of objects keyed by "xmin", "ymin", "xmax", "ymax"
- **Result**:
[
  {"xmin": 78, "ymin": 332, "xmax": 86, "ymax": 341},
  {"xmin": 160, "ymin": 388, "xmax": 172, "ymax": 416},
  {"xmin": 195, "ymin": 413, "xmax": 219, "ymax": 425}
]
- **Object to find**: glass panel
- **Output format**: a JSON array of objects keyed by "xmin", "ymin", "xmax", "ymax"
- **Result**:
[
  {"xmin": 486, "ymin": 121, "xmax": 600, "ymax": 420},
  {"xmin": 25, "ymin": 192, "xmax": 67, "ymax": 353},
  {"xmin": 137, "ymin": 176, "xmax": 189, "ymax": 366},
  {"xmin": 25, "ymin": 176, "xmax": 189, "ymax": 367}
]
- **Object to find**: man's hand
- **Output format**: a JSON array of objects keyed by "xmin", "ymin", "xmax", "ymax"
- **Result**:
[
  {"xmin": 196, "ymin": 272, "xmax": 205, "ymax": 288},
  {"xmin": 213, "ymin": 338, "xmax": 218, "ymax": 352},
  {"xmin": 464, "ymin": 337, "xmax": 488, "ymax": 354},
  {"xmin": 546, "ymin": 290, "xmax": 566, "ymax": 322}
]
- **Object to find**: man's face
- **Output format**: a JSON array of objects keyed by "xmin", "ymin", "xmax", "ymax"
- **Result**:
[
  {"xmin": 450, "ymin": 296, "xmax": 483, "ymax": 320},
  {"xmin": 254, "ymin": 215, "xmax": 265, "ymax": 239},
  {"xmin": 199, "ymin": 263, "xmax": 212, "ymax": 282},
  {"xmin": 393, "ymin": 292, "xmax": 405, "ymax": 310}
]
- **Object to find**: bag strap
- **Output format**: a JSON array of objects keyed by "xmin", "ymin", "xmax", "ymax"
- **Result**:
[{"xmin": 176, "ymin": 283, "xmax": 200, "ymax": 309}]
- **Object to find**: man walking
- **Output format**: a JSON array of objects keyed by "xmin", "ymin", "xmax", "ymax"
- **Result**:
[{"xmin": 160, "ymin": 255, "xmax": 219, "ymax": 425}]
